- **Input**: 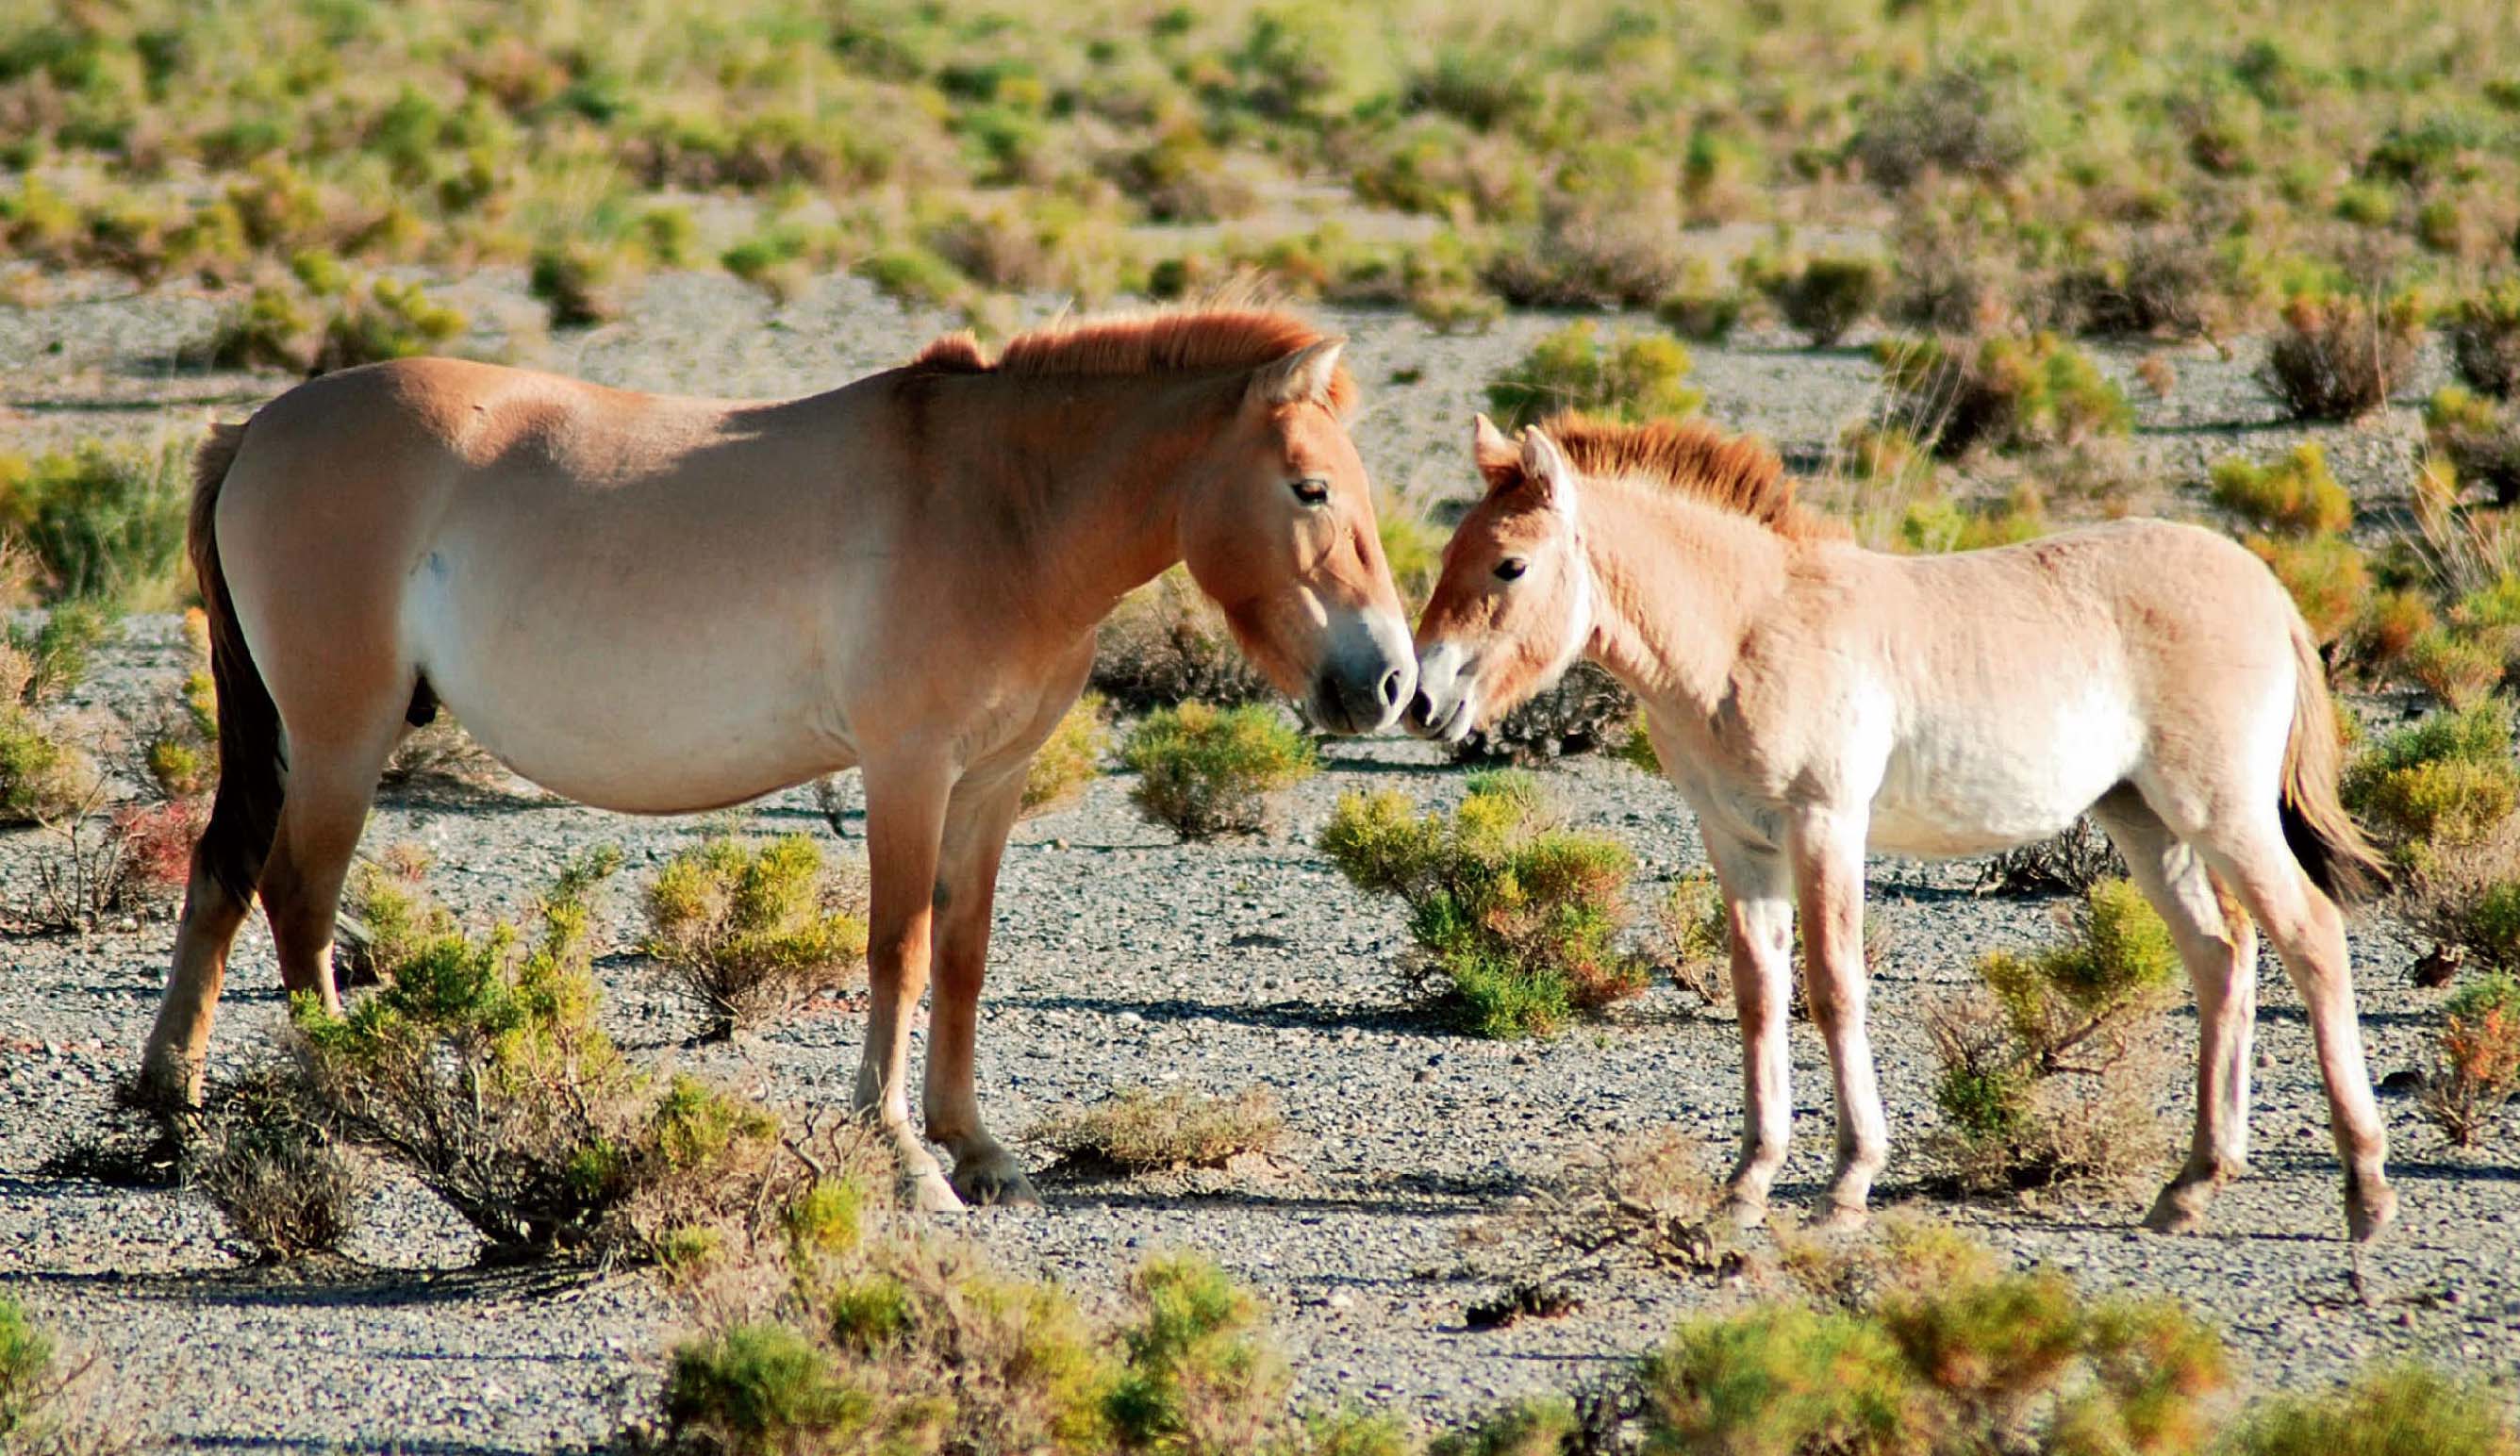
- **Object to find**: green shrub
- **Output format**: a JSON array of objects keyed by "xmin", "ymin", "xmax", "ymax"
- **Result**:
[
  {"xmin": 641, "ymin": 834, "xmax": 870, "ymax": 1038},
  {"xmin": 2426, "ymin": 386, "xmax": 2520, "ymax": 506},
  {"xmin": 2229, "ymin": 1364, "xmax": 2518, "ymax": 1456},
  {"xmin": 1484, "ymin": 321, "xmax": 1701, "ymax": 430},
  {"xmin": 2419, "ymin": 972, "xmax": 2520, "ymax": 1147},
  {"xmin": 1031, "ymin": 1086, "xmax": 1285, "ymax": 1174},
  {"xmin": 1430, "ymin": 1398, "xmax": 1580, "ymax": 1456},
  {"xmin": 1849, "ymin": 67, "xmax": 2029, "ymax": 190},
  {"xmin": 1320, "ymin": 770, "xmax": 1648, "ymax": 1037},
  {"xmin": 2406, "ymin": 625, "xmax": 2506, "ymax": 709},
  {"xmin": 309, "ymin": 275, "xmax": 465, "ymax": 373},
  {"xmin": 202, "ymin": 282, "xmax": 316, "ymax": 370},
  {"xmin": 1022, "ymin": 693, "xmax": 1109, "ymax": 819},
  {"xmin": 1877, "ymin": 333, "xmax": 2132, "ymax": 456},
  {"xmin": 2341, "ymin": 704, "xmax": 2520, "ymax": 867},
  {"xmin": 294, "ymin": 851, "xmax": 804, "ymax": 1260},
  {"xmin": 2211, "ymin": 443, "xmax": 2352, "ymax": 536},
  {"xmin": 528, "ymin": 240, "xmax": 623, "ymax": 326},
  {"xmin": 1895, "ymin": 484, "xmax": 2048, "ymax": 554},
  {"xmin": 1106, "ymin": 1253, "xmax": 1290, "ymax": 1453},
  {"xmin": 1641, "ymin": 1301, "xmax": 1932, "ymax": 1455},
  {"xmin": 2247, "ymin": 532, "xmax": 2371, "ymax": 646},
  {"xmin": 0, "ymin": 442, "xmax": 188, "ymax": 606},
  {"xmin": 1925, "ymin": 879, "xmax": 2180, "ymax": 1191},
  {"xmin": 1121, "ymin": 702, "xmax": 1317, "ymax": 838},
  {"xmin": 1481, "ymin": 211, "xmax": 1686, "ymax": 309},
  {"xmin": 1766, "ymin": 255, "xmax": 1887, "ymax": 347},
  {"xmin": 2262, "ymin": 292, "xmax": 2423, "ymax": 422},
  {"xmin": 0, "ymin": 1296, "xmax": 62, "ymax": 1448},
  {"xmin": 1656, "ymin": 869, "xmax": 1730, "ymax": 1008},
  {"xmin": 0, "ymin": 660, "xmax": 99, "ymax": 827},
  {"xmin": 2449, "ymin": 279, "xmax": 2520, "ymax": 399}
]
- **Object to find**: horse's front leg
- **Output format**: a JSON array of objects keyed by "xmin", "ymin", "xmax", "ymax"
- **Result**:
[
  {"xmin": 1788, "ymin": 808, "xmax": 1889, "ymax": 1229},
  {"xmin": 922, "ymin": 762, "xmax": 1036, "ymax": 1206},
  {"xmin": 1703, "ymin": 829, "xmax": 1796, "ymax": 1227},
  {"xmin": 854, "ymin": 753, "xmax": 962, "ymax": 1212}
]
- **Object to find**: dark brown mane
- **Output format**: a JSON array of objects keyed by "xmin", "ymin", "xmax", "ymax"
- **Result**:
[
  {"xmin": 1536, "ymin": 412, "xmax": 1839, "ymax": 540},
  {"xmin": 906, "ymin": 306, "xmax": 1355, "ymax": 412}
]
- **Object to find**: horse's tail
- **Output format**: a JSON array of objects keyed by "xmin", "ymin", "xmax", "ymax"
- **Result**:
[
  {"xmin": 191, "ymin": 421, "xmax": 285, "ymax": 905},
  {"xmin": 2280, "ymin": 613, "xmax": 2387, "ymax": 905}
]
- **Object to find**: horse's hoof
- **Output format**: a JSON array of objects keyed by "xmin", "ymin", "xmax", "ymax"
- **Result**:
[
  {"xmin": 904, "ymin": 1170, "xmax": 966, "ymax": 1214},
  {"xmin": 952, "ymin": 1161, "xmax": 1041, "ymax": 1208},
  {"xmin": 130, "ymin": 1056, "xmax": 202, "ymax": 1113},
  {"xmin": 2141, "ymin": 1185, "xmax": 2207, "ymax": 1235},
  {"xmin": 1721, "ymin": 1195, "xmax": 1768, "ymax": 1230},
  {"xmin": 2347, "ymin": 1182, "xmax": 2399, "ymax": 1245},
  {"xmin": 1816, "ymin": 1202, "xmax": 1869, "ymax": 1234}
]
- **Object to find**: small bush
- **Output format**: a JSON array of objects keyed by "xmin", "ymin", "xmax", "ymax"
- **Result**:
[
  {"xmin": 1484, "ymin": 321, "xmax": 1700, "ymax": 431},
  {"xmin": 2406, "ymin": 625, "xmax": 2505, "ymax": 708},
  {"xmin": 2262, "ymin": 292, "xmax": 2423, "ymax": 422},
  {"xmin": 1032, "ymin": 1086, "xmax": 1284, "ymax": 1175},
  {"xmin": 1850, "ymin": 67, "xmax": 2030, "ymax": 190},
  {"xmin": 528, "ymin": 240, "xmax": 623, "ymax": 327},
  {"xmin": 2248, "ymin": 532, "xmax": 2372, "ymax": 646},
  {"xmin": 641, "ymin": 835, "xmax": 870, "ymax": 1038},
  {"xmin": 1450, "ymin": 662, "xmax": 1638, "ymax": 765},
  {"xmin": 1926, "ymin": 879, "xmax": 2180, "ymax": 1191},
  {"xmin": 1320, "ymin": 770, "xmax": 1647, "ymax": 1037},
  {"xmin": 2419, "ymin": 972, "xmax": 2520, "ymax": 1147},
  {"xmin": 0, "ymin": 444, "xmax": 188, "ymax": 606},
  {"xmin": 2448, "ymin": 280, "xmax": 2520, "ymax": 399},
  {"xmin": 309, "ymin": 275, "xmax": 465, "ymax": 373},
  {"xmin": 0, "ymin": 704, "xmax": 97, "ymax": 827},
  {"xmin": 1091, "ymin": 568, "xmax": 1280, "ymax": 713},
  {"xmin": 1877, "ymin": 333, "xmax": 2132, "ymax": 457},
  {"xmin": 1766, "ymin": 256, "xmax": 1887, "ymax": 347},
  {"xmin": 2211, "ymin": 443, "xmax": 2353, "ymax": 536},
  {"xmin": 1482, "ymin": 211, "xmax": 1686, "ymax": 309},
  {"xmin": 2426, "ymin": 386, "xmax": 2520, "ymax": 506},
  {"xmin": 1022, "ymin": 694, "xmax": 1108, "ymax": 819},
  {"xmin": 2229, "ymin": 1364, "xmax": 2519, "ymax": 1456},
  {"xmin": 2341, "ymin": 704, "xmax": 2520, "ymax": 869},
  {"xmin": 1121, "ymin": 703, "xmax": 1317, "ymax": 838},
  {"xmin": 186, "ymin": 1056, "xmax": 362, "ymax": 1263},
  {"xmin": 1972, "ymin": 817, "xmax": 2129, "ymax": 897}
]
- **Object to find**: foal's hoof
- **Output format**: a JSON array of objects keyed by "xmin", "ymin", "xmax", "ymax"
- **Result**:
[
  {"xmin": 1720, "ymin": 1195, "xmax": 1768, "ymax": 1230},
  {"xmin": 2141, "ymin": 1184, "xmax": 2210, "ymax": 1235},
  {"xmin": 1815, "ymin": 1202, "xmax": 1870, "ymax": 1234},
  {"xmin": 2347, "ymin": 1182, "xmax": 2399, "ymax": 1245},
  {"xmin": 952, "ymin": 1160, "xmax": 1041, "ymax": 1209},
  {"xmin": 904, "ymin": 1169, "xmax": 967, "ymax": 1214}
]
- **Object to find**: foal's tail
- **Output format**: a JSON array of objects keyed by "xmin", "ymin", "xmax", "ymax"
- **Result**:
[
  {"xmin": 2280, "ymin": 615, "xmax": 2387, "ymax": 905},
  {"xmin": 191, "ymin": 422, "xmax": 285, "ymax": 905}
]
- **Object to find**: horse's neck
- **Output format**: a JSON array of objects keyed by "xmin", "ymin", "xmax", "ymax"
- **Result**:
[{"xmin": 1581, "ymin": 484, "xmax": 1787, "ymax": 719}]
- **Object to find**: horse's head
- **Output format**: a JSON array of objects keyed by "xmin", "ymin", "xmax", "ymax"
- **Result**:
[
  {"xmin": 1177, "ymin": 339, "xmax": 1415, "ymax": 735},
  {"xmin": 1404, "ymin": 415, "xmax": 1592, "ymax": 743}
]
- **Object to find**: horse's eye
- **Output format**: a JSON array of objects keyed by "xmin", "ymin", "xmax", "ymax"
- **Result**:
[
  {"xmin": 1494, "ymin": 557, "xmax": 1528, "ymax": 581},
  {"xmin": 1290, "ymin": 477, "xmax": 1330, "ymax": 506}
]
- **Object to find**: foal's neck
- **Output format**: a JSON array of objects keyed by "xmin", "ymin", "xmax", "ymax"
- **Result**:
[{"xmin": 1578, "ymin": 482, "xmax": 1791, "ymax": 719}]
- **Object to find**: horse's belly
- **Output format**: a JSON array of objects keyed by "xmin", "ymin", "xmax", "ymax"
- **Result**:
[{"xmin": 1868, "ymin": 707, "xmax": 2139, "ymax": 858}]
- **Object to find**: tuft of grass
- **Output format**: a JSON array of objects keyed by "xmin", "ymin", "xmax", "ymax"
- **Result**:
[
  {"xmin": 2449, "ymin": 279, "xmax": 2520, "ymax": 400},
  {"xmin": 641, "ymin": 835, "xmax": 870, "ymax": 1038},
  {"xmin": 2211, "ymin": 443, "xmax": 2353, "ymax": 537},
  {"xmin": 2248, "ymin": 532, "xmax": 2372, "ymax": 647},
  {"xmin": 2262, "ymin": 292, "xmax": 2423, "ymax": 422},
  {"xmin": 528, "ymin": 240, "xmax": 625, "ymax": 327},
  {"xmin": 2341, "ymin": 703, "xmax": 2520, "ymax": 869},
  {"xmin": 1120, "ymin": 702, "xmax": 1318, "ymax": 839},
  {"xmin": 1925, "ymin": 879, "xmax": 2180, "ymax": 1191},
  {"xmin": 2419, "ymin": 972, "xmax": 2520, "ymax": 1147},
  {"xmin": 2228, "ymin": 1364, "xmax": 2519, "ymax": 1456},
  {"xmin": 1320, "ymin": 770, "xmax": 1647, "ymax": 1037},
  {"xmin": 1031, "ymin": 1086, "xmax": 1285, "ymax": 1175},
  {"xmin": 1020, "ymin": 693, "xmax": 1108, "ymax": 819},
  {"xmin": 1655, "ymin": 869, "xmax": 1730, "ymax": 1010},
  {"xmin": 0, "ymin": 444, "xmax": 188, "ymax": 607},
  {"xmin": 1484, "ymin": 321, "xmax": 1700, "ymax": 431},
  {"xmin": 2427, "ymin": 386, "xmax": 2520, "ymax": 507},
  {"xmin": 185, "ymin": 1056, "xmax": 363, "ymax": 1264},
  {"xmin": 1877, "ymin": 333, "xmax": 2131, "ymax": 457}
]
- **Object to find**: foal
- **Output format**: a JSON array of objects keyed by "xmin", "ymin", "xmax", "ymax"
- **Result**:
[
  {"xmin": 1408, "ymin": 413, "xmax": 2396, "ymax": 1243},
  {"xmin": 140, "ymin": 306, "xmax": 1417, "ymax": 1212}
]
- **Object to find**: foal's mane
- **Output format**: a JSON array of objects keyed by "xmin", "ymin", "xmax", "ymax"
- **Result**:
[
  {"xmin": 1528, "ymin": 412, "xmax": 1838, "ymax": 541},
  {"xmin": 907, "ymin": 306, "xmax": 1356, "ymax": 412}
]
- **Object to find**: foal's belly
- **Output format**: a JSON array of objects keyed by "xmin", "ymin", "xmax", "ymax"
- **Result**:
[{"xmin": 1866, "ymin": 699, "xmax": 2142, "ymax": 859}]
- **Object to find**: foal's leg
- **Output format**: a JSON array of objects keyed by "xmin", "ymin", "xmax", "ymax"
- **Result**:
[
  {"xmin": 1703, "ymin": 828, "xmax": 1797, "ymax": 1227},
  {"xmin": 922, "ymin": 763, "xmax": 1035, "ymax": 1206},
  {"xmin": 2091, "ymin": 792, "xmax": 2259, "ymax": 1233},
  {"xmin": 853, "ymin": 753, "xmax": 962, "ymax": 1212},
  {"xmin": 2194, "ymin": 818, "xmax": 2396, "ymax": 1243},
  {"xmin": 137, "ymin": 846, "xmax": 257, "ymax": 1106},
  {"xmin": 1787, "ymin": 809, "xmax": 1889, "ymax": 1229}
]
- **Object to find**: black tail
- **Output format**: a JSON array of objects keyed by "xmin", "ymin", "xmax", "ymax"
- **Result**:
[{"xmin": 191, "ymin": 422, "xmax": 285, "ymax": 904}]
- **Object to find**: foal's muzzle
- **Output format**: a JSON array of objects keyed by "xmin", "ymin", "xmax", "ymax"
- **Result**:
[{"xmin": 1402, "ymin": 640, "xmax": 1477, "ymax": 744}]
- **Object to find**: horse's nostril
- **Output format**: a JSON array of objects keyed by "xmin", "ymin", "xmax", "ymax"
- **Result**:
[
  {"xmin": 1407, "ymin": 688, "xmax": 1434, "ymax": 724},
  {"xmin": 1378, "ymin": 668, "xmax": 1406, "ymax": 708}
]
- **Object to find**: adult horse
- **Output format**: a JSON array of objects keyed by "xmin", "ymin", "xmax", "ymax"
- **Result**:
[
  {"xmin": 138, "ymin": 306, "xmax": 1417, "ymax": 1211},
  {"xmin": 1405, "ymin": 411, "xmax": 2396, "ymax": 1244}
]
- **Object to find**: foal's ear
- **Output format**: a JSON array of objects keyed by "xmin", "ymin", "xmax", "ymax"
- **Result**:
[
  {"xmin": 1520, "ymin": 426, "xmax": 1577, "ymax": 513},
  {"xmin": 1250, "ymin": 338, "xmax": 1348, "ymax": 407},
  {"xmin": 1471, "ymin": 412, "xmax": 1520, "ymax": 490}
]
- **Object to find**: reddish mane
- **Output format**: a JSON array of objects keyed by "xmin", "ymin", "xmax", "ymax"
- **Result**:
[
  {"xmin": 909, "ymin": 306, "xmax": 1356, "ymax": 413},
  {"xmin": 1525, "ymin": 411, "xmax": 1839, "ymax": 541}
]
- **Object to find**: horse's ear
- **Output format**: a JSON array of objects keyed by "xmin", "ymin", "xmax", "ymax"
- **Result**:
[
  {"xmin": 1250, "ymin": 338, "xmax": 1347, "ymax": 406},
  {"xmin": 1521, "ymin": 425, "xmax": 1577, "ymax": 514},
  {"xmin": 1471, "ymin": 413, "xmax": 1520, "ymax": 491}
]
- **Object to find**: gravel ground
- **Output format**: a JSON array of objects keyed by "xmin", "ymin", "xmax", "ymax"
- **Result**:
[{"xmin": 0, "ymin": 268, "xmax": 2512, "ymax": 1451}]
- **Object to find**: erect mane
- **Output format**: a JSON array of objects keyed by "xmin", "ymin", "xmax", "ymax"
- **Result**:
[
  {"xmin": 1534, "ymin": 412, "xmax": 1837, "ymax": 540},
  {"xmin": 906, "ymin": 306, "xmax": 1355, "ymax": 412}
]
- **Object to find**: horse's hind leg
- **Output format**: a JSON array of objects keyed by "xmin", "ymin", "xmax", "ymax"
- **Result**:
[
  {"xmin": 2090, "ymin": 790, "xmax": 2258, "ymax": 1233},
  {"xmin": 138, "ymin": 849, "xmax": 257, "ymax": 1106},
  {"xmin": 257, "ymin": 733, "xmax": 401, "ymax": 1010},
  {"xmin": 2190, "ymin": 814, "xmax": 2396, "ymax": 1243}
]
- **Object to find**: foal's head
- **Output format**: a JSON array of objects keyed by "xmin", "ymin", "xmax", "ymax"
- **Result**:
[
  {"xmin": 1404, "ymin": 415, "xmax": 1593, "ymax": 744},
  {"xmin": 1175, "ymin": 336, "xmax": 1416, "ymax": 735}
]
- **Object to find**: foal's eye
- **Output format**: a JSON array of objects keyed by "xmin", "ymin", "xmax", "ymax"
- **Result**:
[
  {"xmin": 1494, "ymin": 557, "xmax": 1528, "ymax": 582},
  {"xmin": 1290, "ymin": 477, "xmax": 1330, "ymax": 506}
]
